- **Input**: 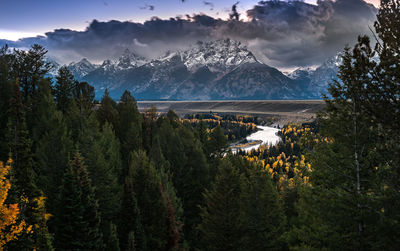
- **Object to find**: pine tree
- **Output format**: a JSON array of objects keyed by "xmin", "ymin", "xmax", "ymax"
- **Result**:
[
  {"xmin": 55, "ymin": 153, "xmax": 103, "ymax": 250},
  {"xmin": 8, "ymin": 81, "xmax": 38, "ymax": 200},
  {"xmin": 7, "ymin": 82, "xmax": 53, "ymax": 250},
  {"xmin": 54, "ymin": 157, "xmax": 86, "ymax": 250},
  {"xmin": 292, "ymin": 26, "xmax": 399, "ymax": 249},
  {"xmin": 156, "ymin": 117, "xmax": 209, "ymax": 247},
  {"xmin": 0, "ymin": 45, "xmax": 14, "ymax": 160},
  {"xmin": 54, "ymin": 66, "xmax": 76, "ymax": 114},
  {"xmin": 120, "ymin": 150, "xmax": 182, "ymax": 251},
  {"xmin": 78, "ymin": 114, "xmax": 121, "ymax": 245},
  {"xmin": 142, "ymin": 105, "xmax": 158, "ymax": 152},
  {"xmin": 11, "ymin": 44, "xmax": 52, "ymax": 104},
  {"xmin": 96, "ymin": 88, "xmax": 119, "ymax": 129},
  {"xmin": 117, "ymin": 91, "xmax": 143, "ymax": 165},
  {"xmin": 207, "ymin": 125, "xmax": 228, "ymax": 158},
  {"xmin": 119, "ymin": 154, "xmax": 146, "ymax": 251},
  {"xmin": 239, "ymin": 165, "xmax": 286, "ymax": 250},
  {"xmin": 198, "ymin": 159, "xmax": 242, "ymax": 251},
  {"xmin": 31, "ymin": 80, "xmax": 73, "ymax": 216}
]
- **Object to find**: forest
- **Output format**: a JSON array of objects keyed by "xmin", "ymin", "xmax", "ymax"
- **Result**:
[{"xmin": 0, "ymin": 1, "xmax": 399, "ymax": 250}]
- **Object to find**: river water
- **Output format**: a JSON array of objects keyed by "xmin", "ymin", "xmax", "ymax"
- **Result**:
[{"xmin": 231, "ymin": 126, "xmax": 281, "ymax": 153}]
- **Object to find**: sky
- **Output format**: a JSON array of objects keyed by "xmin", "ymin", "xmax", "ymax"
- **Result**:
[
  {"xmin": 0, "ymin": 0, "xmax": 379, "ymax": 39},
  {"xmin": 0, "ymin": 0, "xmax": 379, "ymax": 69}
]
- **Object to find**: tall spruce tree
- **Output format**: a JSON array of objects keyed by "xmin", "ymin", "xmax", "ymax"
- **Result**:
[
  {"xmin": 96, "ymin": 88, "xmax": 119, "ymax": 129},
  {"xmin": 55, "ymin": 153, "xmax": 103, "ymax": 250},
  {"xmin": 156, "ymin": 116, "xmax": 209, "ymax": 248},
  {"xmin": 31, "ymin": 79, "xmax": 73, "ymax": 219},
  {"xmin": 11, "ymin": 44, "xmax": 52, "ymax": 120},
  {"xmin": 117, "ymin": 91, "xmax": 143, "ymax": 165},
  {"xmin": 119, "ymin": 150, "xmax": 182, "ymax": 251},
  {"xmin": 0, "ymin": 45, "xmax": 14, "ymax": 160},
  {"xmin": 54, "ymin": 66, "xmax": 76, "ymax": 114},
  {"xmin": 7, "ymin": 81, "xmax": 53, "ymax": 251},
  {"xmin": 292, "ymin": 9, "xmax": 400, "ymax": 247},
  {"xmin": 78, "ymin": 114, "xmax": 121, "ymax": 245},
  {"xmin": 239, "ymin": 165, "xmax": 286, "ymax": 250},
  {"xmin": 198, "ymin": 159, "xmax": 242, "ymax": 251}
]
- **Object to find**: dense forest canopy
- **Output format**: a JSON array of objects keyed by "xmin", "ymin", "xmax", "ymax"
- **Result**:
[{"xmin": 0, "ymin": 0, "xmax": 399, "ymax": 250}]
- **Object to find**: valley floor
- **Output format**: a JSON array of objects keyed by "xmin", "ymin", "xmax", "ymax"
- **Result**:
[{"xmin": 137, "ymin": 100, "xmax": 325, "ymax": 126}]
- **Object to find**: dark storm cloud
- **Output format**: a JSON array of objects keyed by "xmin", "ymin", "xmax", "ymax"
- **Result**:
[{"xmin": 2, "ymin": 0, "xmax": 377, "ymax": 68}]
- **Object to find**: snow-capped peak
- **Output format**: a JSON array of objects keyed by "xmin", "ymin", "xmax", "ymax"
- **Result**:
[
  {"xmin": 67, "ymin": 58, "xmax": 98, "ymax": 80},
  {"xmin": 156, "ymin": 38, "xmax": 258, "ymax": 72},
  {"xmin": 116, "ymin": 49, "xmax": 147, "ymax": 69},
  {"xmin": 287, "ymin": 67, "xmax": 315, "ymax": 80}
]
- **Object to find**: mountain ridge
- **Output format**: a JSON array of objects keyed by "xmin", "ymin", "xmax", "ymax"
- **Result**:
[{"xmin": 58, "ymin": 38, "xmax": 340, "ymax": 100}]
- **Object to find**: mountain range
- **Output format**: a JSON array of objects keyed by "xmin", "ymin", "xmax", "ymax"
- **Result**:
[{"xmin": 59, "ymin": 39, "xmax": 340, "ymax": 100}]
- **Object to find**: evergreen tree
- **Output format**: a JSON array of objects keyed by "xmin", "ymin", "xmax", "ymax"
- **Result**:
[
  {"xmin": 0, "ymin": 45, "xmax": 14, "ymax": 160},
  {"xmin": 120, "ymin": 150, "xmax": 182, "ymax": 251},
  {"xmin": 292, "ymin": 21, "xmax": 400, "ymax": 249},
  {"xmin": 54, "ymin": 66, "xmax": 76, "ymax": 113},
  {"xmin": 7, "ymin": 81, "xmax": 53, "ymax": 251},
  {"xmin": 8, "ymin": 81, "xmax": 38, "ymax": 200},
  {"xmin": 31, "ymin": 80, "xmax": 73, "ymax": 228},
  {"xmin": 119, "ymin": 171, "xmax": 146, "ymax": 251},
  {"xmin": 97, "ymin": 88, "xmax": 119, "ymax": 129},
  {"xmin": 142, "ymin": 106, "xmax": 158, "ymax": 152},
  {"xmin": 117, "ymin": 91, "xmax": 143, "ymax": 165},
  {"xmin": 239, "ymin": 165, "xmax": 286, "ymax": 250},
  {"xmin": 156, "ymin": 117, "xmax": 209, "ymax": 247},
  {"xmin": 11, "ymin": 44, "xmax": 52, "ymax": 104},
  {"xmin": 55, "ymin": 153, "xmax": 103, "ymax": 250},
  {"xmin": 207, "ymin": 125, "xmax": 228, "ymax": 158},
  {"xmin": 198, "ymin": 159, "xmax": 242, "ymax": 251},
  {"xmin": 78, "ymin": 114, "xmax": 121, "ymax": 244}
]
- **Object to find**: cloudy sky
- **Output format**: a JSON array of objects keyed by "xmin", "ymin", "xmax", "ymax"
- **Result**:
[{"xmin": 0, "ymin": 0, "xmax": 379, "ymax": 69}]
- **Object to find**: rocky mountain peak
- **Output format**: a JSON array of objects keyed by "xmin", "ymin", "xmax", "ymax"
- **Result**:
[
  {"xmin": 171, "ymin": 38, "xmax": 258, "ymax": 72},
  {"xmin": 117, "ymin": 49, "xmax": 147, "ymax": 69},
  {"xmin": 67, "ymin": 58, "xmax": 98, "ymax": 80}
]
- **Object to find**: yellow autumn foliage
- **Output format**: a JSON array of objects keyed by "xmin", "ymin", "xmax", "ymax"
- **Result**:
[{"xmin": 0, "ymin": 159, "xmax": 26, "ymax": 249}]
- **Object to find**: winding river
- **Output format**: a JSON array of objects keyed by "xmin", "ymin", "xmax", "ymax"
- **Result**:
[{"xmin": 231, "ymin": 126, "xmax": 281, "ymax": 153}]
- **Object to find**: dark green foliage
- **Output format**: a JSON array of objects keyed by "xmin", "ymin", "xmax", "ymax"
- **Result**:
[
  {"xmin": 31, "ymin": 80, "xmax": 73, "ymax": 216},
  {"xmin": 8, "ymin": 81, "xmax": 39, "ymax": 200},
  {"xmin": 55, "ymin": 153, "xmax": 103, "ymax": 250},
  {"xmin": 292, "ymin": 10, "xmax": 400, "ymax": 248},
  {"xmin": 120, "ymin": 150, "xmax": 183, "ymax": 251},
  {"xmin": 239, "ymin": 165, "xmax": 286, "ymax": 250},
  {"xmin": 11, "ymin": 44, "xmax": 52, "ymax": 104},
  {"xmin": 156, "ymin": 116, "xmax": 209, "ymax": 247},
  {"xmin": 0, "ymin": 45, "xmax": 14, "ymax": 160},
  {"xmin": 54, "ymin": 66, "xmax": 76, "ymax": 113},
  {"xmin": 198, "ymin": 159, "xmax": 242, "ymax": 251},
  {"xmin": 206, "ymin": 125, "xmax": 228, "ymax": 158},
  {"xmin": 97, "ymin": 88, "xmax": 119, "ymax": 129},
  {"xmin": 198, "ymin": 158, "xmax": 286, "ymax": 250},
  {"xmin": 119, "ymin": 172, "xmax": 146, "ymax": 251},
  {"xmin": 106, "ymin": 222, "xmax": 120, "ymax": 251},
  {"xmin": 117, "ymin": 91, "xmax": 143, "ymax": 164},
  {"xmin": 142, "ymin": 106, "xmax": 158, "ymax": 153},
  {"xmin": 78, "ymin": 114, "xmax": 121, "ymax": 244}
]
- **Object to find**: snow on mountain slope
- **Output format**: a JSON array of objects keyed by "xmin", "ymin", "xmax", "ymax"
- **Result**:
[
  {"xmin": 54, "ymin": 39, "xmax": 343, "ymax": 100},
  {"xmin": 67, "ymin": 58, "xmax": 98, "ymax": 80}
]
